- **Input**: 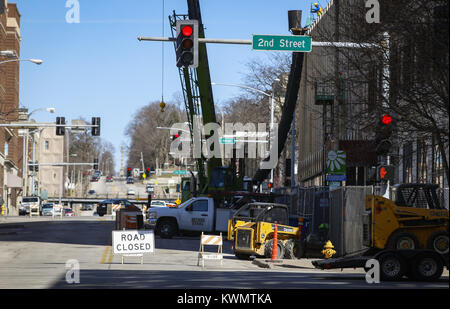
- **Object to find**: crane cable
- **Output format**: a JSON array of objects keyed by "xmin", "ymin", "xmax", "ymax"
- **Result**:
[{"xmin": 161, "ymin": 0, "xmax": 165, "ymax": 105}]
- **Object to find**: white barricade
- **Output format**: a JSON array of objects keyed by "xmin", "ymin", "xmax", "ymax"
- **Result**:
[
  {"xmin": 53, "ymin": 204, "xmax": 63, "ymax": 218},
  {"xmin": 197, "ymin": 232, "xmax": 223, "ymax": 268},
  {"xmin": 29, "ymin": 204, "xmax": 40, "ymax": 217}
]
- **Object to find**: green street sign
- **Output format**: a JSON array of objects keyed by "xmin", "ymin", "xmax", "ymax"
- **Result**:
[
  {"xmin": 174, "ymin": 170, "xmax": 187, "ymax": 175},
  {"xmin": 252, "ymin": 34, "xmax": 312, "ymax": 52},
  {"xmin": 220, "ymin": 137, "xmax": 235, "ymax": 144}
]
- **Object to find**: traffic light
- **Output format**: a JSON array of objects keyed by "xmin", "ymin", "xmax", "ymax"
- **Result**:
[
  {"xmin": 375, "ymin": 113, "xmax": 395, "ymax": 156},
  {"xmin": 127, "ymin": 167, "xmax": 132, "ymax": 177},
  {"xmin": 93, "ymin": 158, "xmax": 99, "ymax": 170},
  {"xmin": 170, "ymin": 132, "xmax": 180, "ymax": 141},
  {"xmin": 91, "ymin": 117, "xmax": 101, "ymax": 136},
  {"xmin": 56, "ymin": 117, "xmax": 65, "ymax": 136},
  {"xmin": 377, "ymin": 165, "xmax": 395, "ymax": 183},
  {"xmin": 176, "ymin": 20, "xmax": 198, "ymax": 68}
]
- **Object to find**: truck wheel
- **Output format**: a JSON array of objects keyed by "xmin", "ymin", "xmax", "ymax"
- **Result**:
[
  {"xmin": 378, "ymin": 253, "xmax": 407, "ymax": 281},
  {"xmin": 427, "ymin": 231, "xmax": 449, "ymax": 255},
  {"xmin": 284, "ymin": 239, "xmax": 305, "ymax": 259},
  {"xmin": 264, "ymin": 239, "xmax": 285, "ymax": 260},
  {"xmin": 388, "ymin": 231, "xmax": 419, "ymax": 250},
  {"xmin": 157, "ymin": 220, "xmax": 178, "ymax": 239},
  {"xmin": 411, "ymin": 252, "xmax": 444, "ymax": 281}
]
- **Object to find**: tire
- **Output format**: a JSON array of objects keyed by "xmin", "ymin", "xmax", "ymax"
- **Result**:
[
  {"xmin": 378, "ymin": 253, "xmax": 407, "ymax": 281},
  {"xmin": 427, "ymin": 231, "xmax": 449, "ymax": 255},
  {"xmin": 284, "ymin": 239, "xmax": 305, "ymax": 259},
  {"xmin": 264, "ymin": 239, "xmax": 285, "ymax": 260},
  {"xmin": 157, "ymin": 220, "xmax": 178, "ymax": 239},
  {"xmin": 388, "ymin": 231, "xmax": 419, "ymax": 250},
  {"xmin": 411, "ymin": 252, "xmax": 444, "ymax": 281}
]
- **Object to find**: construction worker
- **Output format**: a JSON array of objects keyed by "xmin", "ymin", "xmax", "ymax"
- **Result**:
[{"xmin": 311, "ymin": 3, "xmax": 323, "ymax": 17}]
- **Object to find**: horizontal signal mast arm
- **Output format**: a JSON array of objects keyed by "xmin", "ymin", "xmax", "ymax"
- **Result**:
[{"xmin": 137, "ymin": 36, "xmax": 380, "ymax": 48}]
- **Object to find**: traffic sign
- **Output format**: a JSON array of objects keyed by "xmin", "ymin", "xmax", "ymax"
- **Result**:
[
  {"xmin": 327, "ymin": 150, "xmax": 346, "ymax": 175},
  {"xmin": 112, "ymin": 230, "xmax": 155, "ymax": 255},
  {"xmin": 252, "ymin": 34, "xmax": 312, "ymax": 52},
  {"xmin": 326, "ymin": 174, "xmax": 347, "ymax": 182}
]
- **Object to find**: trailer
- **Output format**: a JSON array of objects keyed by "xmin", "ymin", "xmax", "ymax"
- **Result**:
[
  {"xmin": 312, "ymin": 184, "xmax": 449, "ymax": 281},
  {"xmin": 312, "ymin": 247, "xmax": 448, "ymax": 281}
]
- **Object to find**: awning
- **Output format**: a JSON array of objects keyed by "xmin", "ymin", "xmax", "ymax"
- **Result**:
[{"xmin": 6, "ymin": 173, "xmax": 22, "ymax": 188}]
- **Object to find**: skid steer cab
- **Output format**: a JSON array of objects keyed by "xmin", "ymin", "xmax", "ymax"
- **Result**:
[{"xmin": 227, "ymin": 203, "xmax": 303, "ymax": 260}]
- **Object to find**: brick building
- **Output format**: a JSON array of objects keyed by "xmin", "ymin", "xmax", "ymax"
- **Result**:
[{"xmin": 0, "ymin": 1, "xmax": 22, "ymax": 214}]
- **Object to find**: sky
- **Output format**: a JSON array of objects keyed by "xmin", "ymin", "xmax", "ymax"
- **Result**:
[{"xmin": 15, "ymin": 0, "xmax": 317, "ymax": 173}]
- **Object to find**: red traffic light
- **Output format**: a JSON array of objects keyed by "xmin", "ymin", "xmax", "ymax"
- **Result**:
[
  {"xmin": 379, "ymin": 166, "xmax": 388, "ymax": 179},
  {"xmin": 182, "ymin": 25, "xmax": 193, "ymax": 36},
  {"xmin": 128, "ymin": 168, "xmax": 131, "ymax": 171},
  {"xmin": 381, "ymin": 114, "xmax": 392, "ymax": 125},
  {"xmin": 174, "ymin": 133, "xmax": 179, "ymax": 139}
]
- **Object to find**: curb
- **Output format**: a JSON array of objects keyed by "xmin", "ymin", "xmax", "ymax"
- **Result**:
[{"xmin": 252, "ymin": 258, "xmax": 284, "ymax": 269}]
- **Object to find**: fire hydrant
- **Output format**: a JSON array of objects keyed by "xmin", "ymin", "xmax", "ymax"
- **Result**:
[{"xmin": 321, "ymin": 240, "xmax": 336, "ymax": 259}]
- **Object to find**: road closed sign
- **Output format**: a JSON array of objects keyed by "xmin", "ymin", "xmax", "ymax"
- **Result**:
[{"xmin": 112, "ymin": 230, "xmax": 155, "ymax": 255}]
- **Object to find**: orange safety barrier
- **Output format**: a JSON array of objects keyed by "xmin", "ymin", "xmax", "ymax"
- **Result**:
[{"xmin": 272, "ymin": 221, "xmax": 278, "ymax": 260}]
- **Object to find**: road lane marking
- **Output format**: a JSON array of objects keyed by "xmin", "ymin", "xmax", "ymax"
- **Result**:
[
  {"xmin": 100, "ymin": 246, "xmax": 111, "ymax": 264},
  {"xmin": 107, "ymin": 246, "xmax": 114, "ymax": 264}
]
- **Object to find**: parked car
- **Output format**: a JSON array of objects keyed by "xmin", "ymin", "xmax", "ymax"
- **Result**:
[
  {"xmin": 127, "ymin": 189, "xmax": 136, "ymax": 196},
  {"xmin": 82, "ymin": 204, "xmax": 94, "ymax": 211},
  {"xmin": 150, "ymin": 200, "xmax": 167, "ymax": 208},
  {"xmin": 126, "ymin": 177, "xmax": 134, "ymax": 184},
  {"xmin": 41, "ymin": 203, "xmax": 55, "ymax": 216},
  {"xmin": 106, "ymin": 176, "xmax": 114, "ymax": 183},
  {"xmin": 88, "ymin": 190, "xmax": 96, "ymax": 195},
  {"xmin": 64, "ymin": 208, "xmax": 74, "ymax": 217}
]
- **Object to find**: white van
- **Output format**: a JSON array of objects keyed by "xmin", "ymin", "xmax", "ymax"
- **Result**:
[{"xmin": 19, "ymin": 196, "xmax": 41, "ymax": 216}]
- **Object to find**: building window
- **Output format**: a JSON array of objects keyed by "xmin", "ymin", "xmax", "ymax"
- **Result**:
[
  {"xmin": 45, "ymin": 141, "xmax": 49, "ymax": 150},
  {"xmin": 416, "ymin": 138, "xmax": 428, "ymax": 183},
  {"xmin": 403, "ymin": 142, "xmax": 413, "ymax": 183},
  {"xmin": 432, "ymin": 136, "xmax": 444, "ymax": 188},
  {"xmin": 4, "ymin": 143, "xmax": 8, "ymax": 156}
]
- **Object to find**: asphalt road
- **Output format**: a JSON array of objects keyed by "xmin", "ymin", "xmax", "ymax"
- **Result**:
[{"xmin": 0, "ymin": 216, "xmax": 448, "ymax": 291}]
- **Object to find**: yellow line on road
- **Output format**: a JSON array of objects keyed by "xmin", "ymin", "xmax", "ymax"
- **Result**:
[
  {"xmin": 100, "ymin": 246, "xmax": 111, "ymax": 264},
  {"xmin": 107, "ymin": 246, "xmax": 114, "ymax": 264}
]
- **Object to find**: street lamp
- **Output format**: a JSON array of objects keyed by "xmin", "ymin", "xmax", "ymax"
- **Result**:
[
  {"xmin": 211, "ymin": 81, "xmax": 280, "ymax": 187},
  {"xmin": 23, "ymin": 107, "xmax": 56, "ymax": 197},
  {"xmin": 0, "ymin": 58, "xmax": 43, "ymax": 66}
]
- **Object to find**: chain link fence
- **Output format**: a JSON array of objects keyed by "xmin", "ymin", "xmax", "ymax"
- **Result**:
[{"xmin": 275, "ymin": 185, "xmax": 448, "ymax": 257}]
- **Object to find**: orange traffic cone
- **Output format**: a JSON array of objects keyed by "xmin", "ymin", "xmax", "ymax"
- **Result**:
[{"xmin": 272, "ymin": 221, "xmax": 278, "ymax": 260}]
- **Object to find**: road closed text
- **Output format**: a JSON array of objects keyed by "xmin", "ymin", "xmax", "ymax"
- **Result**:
[
  {"xmin": 116, "ymin": 242, "xmax": 152, "ymax": 252},
  {"xmin": 112, "ymin": 230, "xmax": 155, "ymax": 255}
]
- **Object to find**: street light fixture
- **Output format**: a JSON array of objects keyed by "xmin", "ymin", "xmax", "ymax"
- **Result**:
[
  {"xmin": 23, "ymin": 107, "xmax": 56, "ymax": 198},
  {"xmin": 211, "ymin": 81, "xmax": 280, "ymax": 187},
  {"xmin": 0, "ymin": 58, "xmax": 44, "ymax": 66}
]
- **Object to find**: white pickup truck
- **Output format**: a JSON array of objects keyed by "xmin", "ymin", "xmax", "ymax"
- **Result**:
[{"xmin": 147, "ymin": 197, "xmax": 235, "ymax": 238}]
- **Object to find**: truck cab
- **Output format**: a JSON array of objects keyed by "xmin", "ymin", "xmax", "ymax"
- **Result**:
[
  {"xmin": 19, "ymin": 196, "xmax": 41, "ymax": 216},
  {"xmin": 148, "ymin": 197, "xmax": 215, "ymax": 238}
]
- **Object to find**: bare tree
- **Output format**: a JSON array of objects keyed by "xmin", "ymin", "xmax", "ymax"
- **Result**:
[{"xmin": 125, "ymin": 101, "xmax": 185, "ymax": 170}]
